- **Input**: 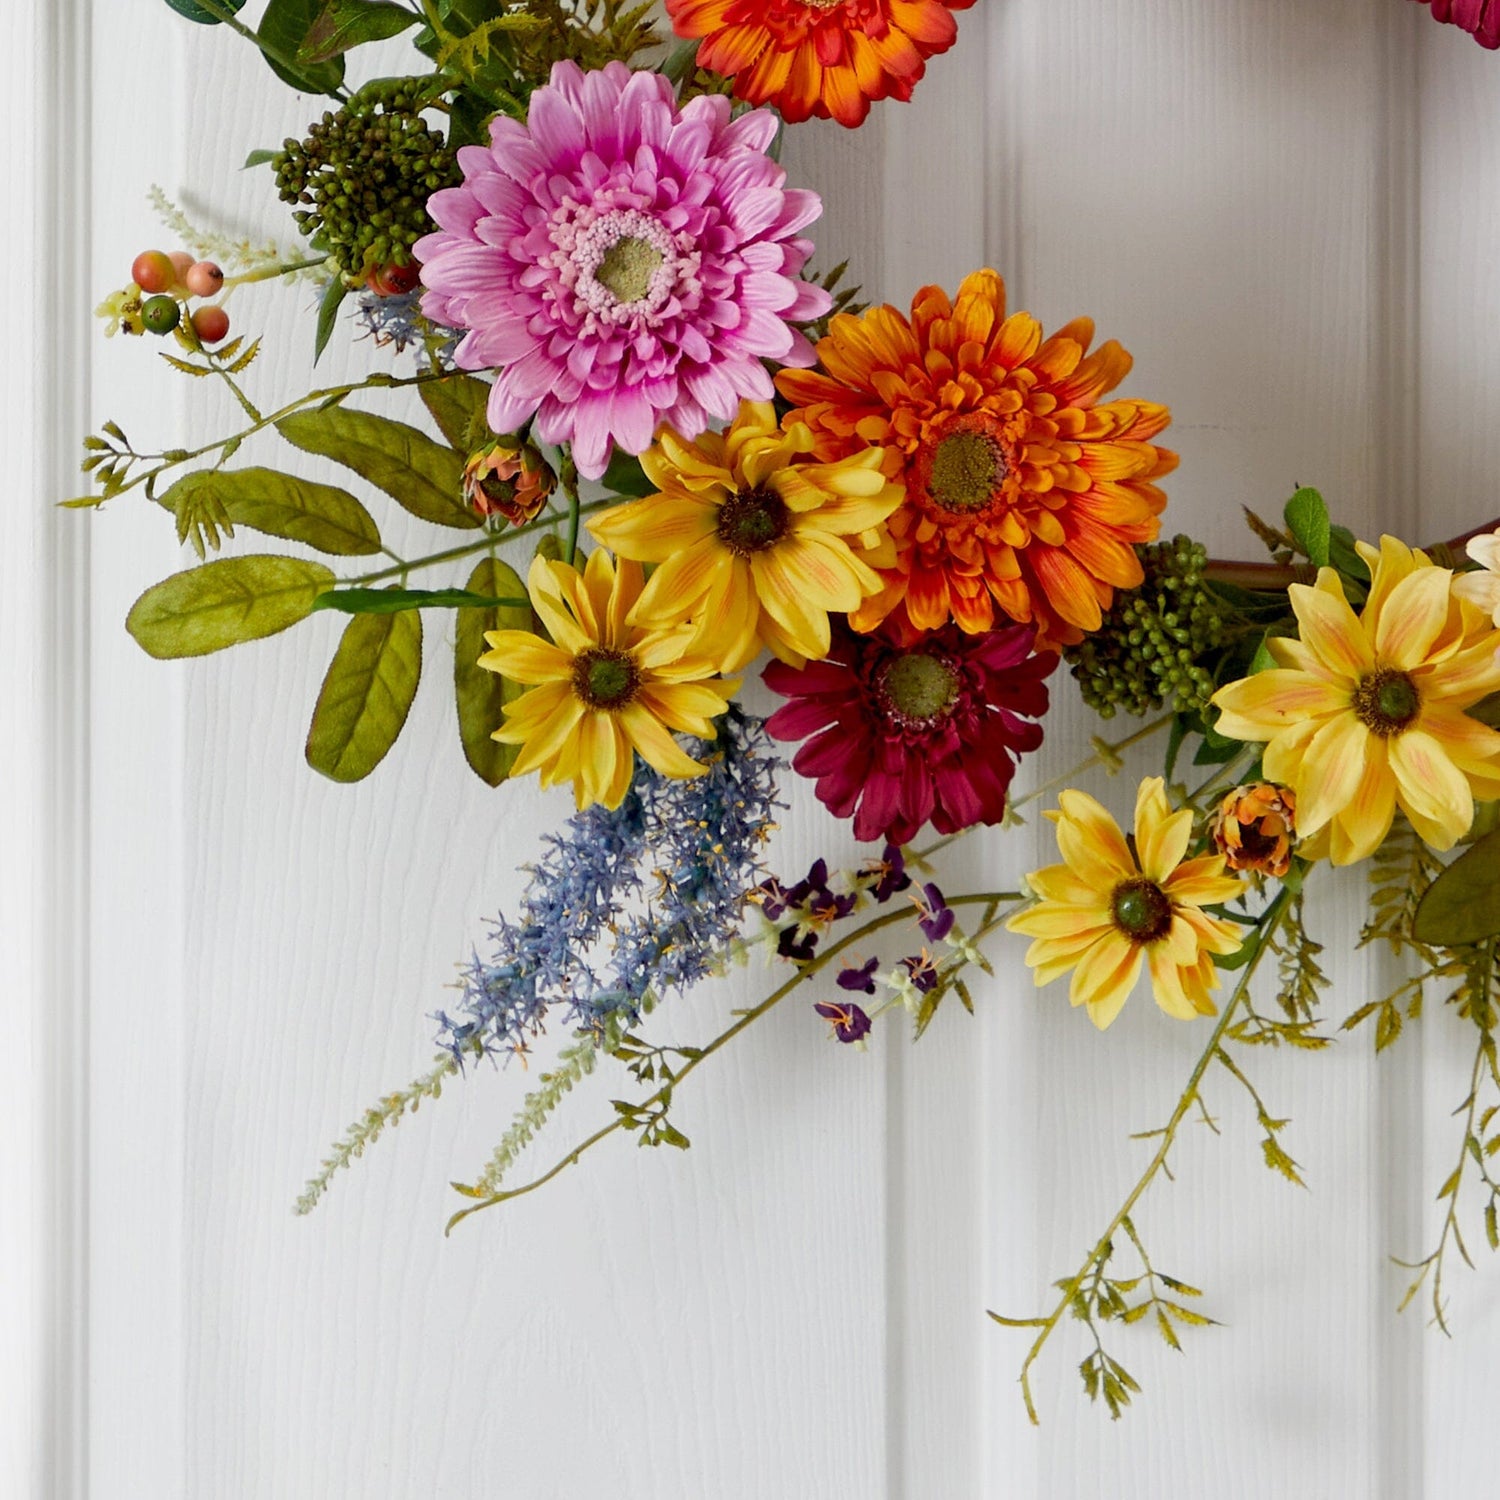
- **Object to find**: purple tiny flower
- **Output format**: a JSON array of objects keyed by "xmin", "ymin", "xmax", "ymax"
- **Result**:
[
  {"xmin": 864, "ymin": 844, "xmax": 912, "ymax": 904},
  {"xmin": 754, "ymin": 877, "xmax": 791, "ymax": 920},
  {"xmin": 913, "ymin": 881, "xmax": 955, "ymax": 943},
  {"xmin": 779, "ymin": 926, "xmax": 819, "ymax": 962},
  {"xmin": 899, "ymin": 952, "xmax": 941, "ymax": 994},
  {"xmin": 815, "ymin": 999, "xmax": 873, "ymax": 1044},
  {"xmin": 837, "ymin": 957, "xmax": 879, "ymax": 995}
]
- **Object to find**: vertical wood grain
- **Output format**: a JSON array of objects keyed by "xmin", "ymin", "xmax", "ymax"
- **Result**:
[{"xmin": 59, "ymin": 0, "xmax": 1500, "ymax": 1495}]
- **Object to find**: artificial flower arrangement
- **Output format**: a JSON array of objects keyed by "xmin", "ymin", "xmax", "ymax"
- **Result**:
[{"xmin": 76, "ymin": 0, "xmax": 1500, "ymax": 1424}]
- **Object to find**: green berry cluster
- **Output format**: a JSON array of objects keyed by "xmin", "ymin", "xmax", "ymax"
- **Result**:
[
  {"xmin": 272, "ymin": 81, "xmax": 459, "ymax": 283},
  {"xmin": 1064, "ymin": 535, "xmax": 1229, "ymax": 719}
]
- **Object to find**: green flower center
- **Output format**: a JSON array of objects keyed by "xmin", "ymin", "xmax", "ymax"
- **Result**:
[
  {"xmin": 1352, "ymin": 667, "xmax": 1421, "ymax": 737},
  {"xmin": 717, "ymin": 488, "xmax": 790, "ymax": 555},
  {"xmin": 595, "ymin": 236, "xmax": 663, "ymax": 305},
  {"xmin": 1111, "ymin": 878, "xmax": 1174, "ymax": 944},
  {"xmin": 877, "ymin": 650, "xmax": 961, "ymax": 727},
  {"xmin": 573, "ymin": 647, "xmax": 639, "ymax": 710},
  {"xmin": 927, "ymin": 430, "xmax": 1008, "ymax": 514}
]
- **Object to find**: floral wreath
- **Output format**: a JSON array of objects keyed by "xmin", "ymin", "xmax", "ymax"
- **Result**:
[{"xmin": 79, "ymin": 0, "xmax": 1500, "ymax": 1423}]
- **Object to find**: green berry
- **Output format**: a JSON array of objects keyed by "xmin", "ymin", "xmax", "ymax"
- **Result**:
[{"xmin": 141, "ymin": 295, "xmax": 182, "ymax": 335}]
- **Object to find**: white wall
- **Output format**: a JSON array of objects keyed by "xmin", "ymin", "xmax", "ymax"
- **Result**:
[{"xmin": 8, "ymin": 1, "xmax": 1500, "ymax": 1495}]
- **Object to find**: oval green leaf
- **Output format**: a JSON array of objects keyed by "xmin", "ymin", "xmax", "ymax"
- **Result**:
[
  {"xmin": 306, "ymin": 603, "xmax": 422, "ymax": 782},
  {"xmin": 277, "ymin": 408, "xmax": 477, "ymax": 529},
  {"xmin": 164, "ymin": 0, "xmax": 247, "ymax": 22},
  {"xmin": 455, "ymin": 558, "xmax": 531, "ymax": 786},
  {"xmin": 1412, "ymin": 828, "xmax": 1500, "ymax": 948},
  {"xmin": 127, "ymin": 555, "xmax": 334, "ymax": 659},
  {"xmin": 1284, "ymin": 487, "xmax": 1331, "ymax": 570},
  {"xmin": 160, "ymin": 467, "xmax": 381, "ymax": 556},
  {"xmin": 420, "ymin": 374, "xmax": 493, "ymax": 452}
]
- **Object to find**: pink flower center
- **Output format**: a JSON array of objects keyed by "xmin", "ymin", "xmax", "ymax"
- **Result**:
[
  {"xmin": 876, "ymin": 650, "xmax": 961, "ymax": 728},
  {"xmin": 545, "ymin": 205, "xmax": 698, "ymax": 333}
]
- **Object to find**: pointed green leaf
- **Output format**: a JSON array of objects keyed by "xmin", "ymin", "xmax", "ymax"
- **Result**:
[
  {"xmin": 313, "ymin": 277, "xmax": 348, "ymax": 364},
  {"xmin": 259, "ymin": 0, "xmax": 346, "ymax": 94},
  {"xmin": 306, "ymin": 601, "xmax": 422, "ymax": 782},
  {"xmin": 244, "ymin": 148, "xmax": 279, "ymax": 168},
  {"xmin": 1412, "ymin": 828, "xmax": 1500, "ymax": 947},
  {"xmin": 127, "ymin": 555, "xmax": 333, "ymax": 658},
  {"xmin": 298, "ymin": 0, "xmax": 419, "ymax": 63},
  {"xmin": 159, "ymin": 468, "xmax": 381, "ymax": 556},
  {"xmin": 277, "ymin": 408, "xmax": 477, "ymax": 529},
  {"xmin": 420, "ymin": 374, "xmax": 493, "ymax": 452},
  {"xmin": 455, "ymin": 557, "xmax": 531, "ymax": 786},
  {"xmin": 1284, "ymin": 487, "xmax": 1331, "ymax": 569}
]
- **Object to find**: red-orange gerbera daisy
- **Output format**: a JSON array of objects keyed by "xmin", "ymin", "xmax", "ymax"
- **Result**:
[
  {"xmin": 777, "ymin": 270, "xmax": 1177, "ymax": 650},
  {"xmin": 665, "ymin": 0, "xmax": 975, "ymax": 129}
]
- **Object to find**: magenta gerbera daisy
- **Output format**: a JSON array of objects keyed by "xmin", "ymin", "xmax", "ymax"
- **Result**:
[
  {"xmin": 763, "ymin": 621, "xmax": 1056, "ymax": 844},
  {"xmin": 416, "ymin": 60, "xmax": 833, "ymax": 479}
]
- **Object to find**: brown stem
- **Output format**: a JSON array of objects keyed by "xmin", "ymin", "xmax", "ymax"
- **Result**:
[{"xmin": 1206, "ymin": 515, "xmax": 1500, "ymax": 592}]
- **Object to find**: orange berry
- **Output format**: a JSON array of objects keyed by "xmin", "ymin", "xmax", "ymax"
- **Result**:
[
  {"xmin": 131, "ymin": 250, "xmax": 175, "ymax": 295},
  {"xmin": 168, "ymin": 251, "xmax": 195, "ymax": 285},
  {"xmin": 191, "ymin": 305, "xmax": 231, "ymax": 344},
  {"xmin": 367, "ymin": 262, "xmax": 420, "ymax": 296}
]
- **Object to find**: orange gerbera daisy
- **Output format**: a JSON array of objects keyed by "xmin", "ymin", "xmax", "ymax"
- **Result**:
[
  {"xmin": 665, "ymin": 0, "xmax": 974, "ymax": 129},
  {"xmin": 777, "ymin": 270, "xmax": 1177, "ymax": 650}
]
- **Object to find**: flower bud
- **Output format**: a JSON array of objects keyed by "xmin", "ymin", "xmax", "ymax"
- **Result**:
[
  {"xmin": 463, "ymin": 437, "xmax": 556, "ymax": 526},
  {"xmin": 1211, "ymin": 782, "xmax": 1297, "ymax": 877}
]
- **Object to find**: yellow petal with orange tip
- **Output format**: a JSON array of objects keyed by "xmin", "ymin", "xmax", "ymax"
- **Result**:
[{"xmin": 1326, "ymin": 737, "xmax": 1396, "ymax": 866}]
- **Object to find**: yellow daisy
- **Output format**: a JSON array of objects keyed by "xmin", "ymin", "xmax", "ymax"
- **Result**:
[
  {"xmin": 1211, "ymin": 535, "xmax": 1500, "ymax": 865},
  {"xmin": 586, "ymin": 400, "xmax": 902, "ymax": 671},
  {"xmin": 479, "ymin": 550, "xmax": 738, "ymax": 810},
  {"xmin": 1005, "ymin": 778, "xmax": 1246, "ymax": 1030}
]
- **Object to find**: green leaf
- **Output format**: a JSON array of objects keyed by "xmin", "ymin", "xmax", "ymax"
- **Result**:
[
  {"xmin": 305, "ymin": 601, "xmax": 422, "ymax": 782},
  {"xmin": 298, "ymin": 0, "xmax": 418, "ymax": 62},
  {"xmin": 127, "ymin": 555, "xmax": 334, "ymax": 659},
  {"xmin": 259, "ymin": 0, "xmax": 346, "ymax": 94},
  {"xmin": 159, "ymin": 468, "xmax": 381, "ymax": 558},
  {"xmin": 164, "ymin": 0, "xmax": 247, "ymax": 22},
  {"xmin": 314, "ymin": 277, "xmax": 348, "ymax": 364},
  {"xmin": 601, "ymin": 449, "xmax": 656, "ymax": 499},
  {"xmin": 312, "ymin": 586, "xmax": 528, "ymax": 614},
  {"xmin": 277, "ymin": 408, "xmax": 478, "ymax": 529},
  {"xmin": 243, "ymin": 148, "xmax": 279, "ymax": 168},
  {"xmin": 1412, "ymin": 828, "xmax": 1500, "ymax": 947},
  {"xmin": 1328, "ymin": 523, "xmax": 1370, "ymax": 591},
  {"xmin": 1284, "ymin": 487, "xmax": 1331, "ymax": 570},
  {"xmin": 420, "ymin": 374, "xmax": 493, "ymax": 452},
  {"xmin": 455, "ymin": 557, "xmax": 531, "ymax": 786},
  {"xmin": 1246, "ymin": 633, "xmax": 1278, "ymax": 676}
]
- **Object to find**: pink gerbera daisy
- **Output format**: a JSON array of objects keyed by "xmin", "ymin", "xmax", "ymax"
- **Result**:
[
  {"xmin": 1415, "ymin": 0, "xmax": 1500, "ymax": 46},
  {"xmin": 763, "ymin": 621, "xmax": 1055, "ymax": 844},
  {"xmin": 417, "ymin": 61, "xmax": 833, "ymax": 479}
]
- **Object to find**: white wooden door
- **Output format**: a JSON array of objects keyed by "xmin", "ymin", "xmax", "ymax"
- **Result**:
[{"xmin": 8, "ymin": 1, "xmax": 1500, "ymax": 1495}]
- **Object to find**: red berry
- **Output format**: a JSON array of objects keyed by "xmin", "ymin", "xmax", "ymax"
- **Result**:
[
  {"xmin": 367, "ymin": 262, "xmax": 420, "ymax": 297},
  {"xmin": 168, "ymin": 251, "xmax": 195, "ymax": 286},
  {"xmin": 191, "ymin": 305, "xmax": 231, "ymax": 344},
  {"xmin": 132, "ymin": 250, "xmax": 176, "ymax": 295},
  {"xmin": 185, "ymin": 261, "xmax": 225, "ymax": 298}
]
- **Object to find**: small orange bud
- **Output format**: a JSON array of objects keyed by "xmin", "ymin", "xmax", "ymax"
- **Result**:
[
  {"xmin": 1211, "ymin": 783, "xmax": 1297, "ymax": 878},
  {"xmin": 463, "ymin": 438, "xmax": 556, "ymax": 525}
]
